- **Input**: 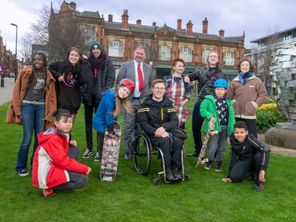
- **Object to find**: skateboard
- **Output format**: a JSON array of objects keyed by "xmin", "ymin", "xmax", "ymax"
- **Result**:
[{"xmin": 100, "ymin": 121, "xmax": 121, "ymax": 181}]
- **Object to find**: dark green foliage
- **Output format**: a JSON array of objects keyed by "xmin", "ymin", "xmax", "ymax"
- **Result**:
[{"xmin": 257, "ymin": 108, "xmax": 287, "ymax": 132}]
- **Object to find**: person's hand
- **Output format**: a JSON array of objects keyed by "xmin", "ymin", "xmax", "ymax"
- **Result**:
[
  {"xmin": 183, "ymin": 75, "xmax": 190, "ymax": 83},
  {"xmin": 161, "ymin": 132, "xmax": 169, "ymax": 138},
  {"xmin": 221, "ymin": 178, "xmax": 232, "ymax": 183},
  {"xmin": 82, "ymin": 54, "xmax": 88, "ymax": 59},
  {"xmin": 182, "ymin": 99, "xmax": 189, "ymax": 106},
  {"xmin": 259, "ymin": 170, "xmax": 265, "ymax": 182},
  {"xmin": 154, "ymin": 127, "xmax": 166, "ymax": 137},
  {"xmin": 70, "ymin": 140, "xmax": 77, "ymax": 147},
  {"xmin": 58, "ymin": 75, "xmax": 65, "ymax": 82},
  {"xmin": 86, "ymin": 167, "xmax": 92, "ymax": 175}
]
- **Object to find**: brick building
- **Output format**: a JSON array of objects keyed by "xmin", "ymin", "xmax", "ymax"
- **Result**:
[
  {"xmin": 50, "ymin": 1, "xmax": 245, "ymax": 78},
  {"xmin": 0, "ymin": 35, "xmax": 14, "ymax": 76}
]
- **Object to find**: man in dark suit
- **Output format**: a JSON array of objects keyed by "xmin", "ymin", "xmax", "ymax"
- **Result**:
[{"xmin": 116, "ymin": 46, "xmax": 153, "ymax": 160}]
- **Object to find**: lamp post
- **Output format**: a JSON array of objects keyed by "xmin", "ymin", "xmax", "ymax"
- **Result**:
[{"xmin": 10, "ymin": 23, "xmax": 18, "ymax": 81}]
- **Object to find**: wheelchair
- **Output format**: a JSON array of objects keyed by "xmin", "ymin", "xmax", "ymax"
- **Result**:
[{"xmin": 133, "ymin": 130, "xmax": 187, "ymax": 185}]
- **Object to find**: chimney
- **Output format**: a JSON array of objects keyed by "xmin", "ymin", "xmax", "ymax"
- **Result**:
[
  {"xmin": 177, "ymin": 19, "xmax": 182, "ymax": 30},
  {"xmin": 202, "ymin": 17, "xmax": 208, "ymax": 34},
  {"xmin": 186, "ymin": 20, "xmax": 193, "ymax": 35},
  {"xmin": 121, "ymin": 9, "xmax": 129, "ymax": 29},
  {"xmin": 136, "ymin": 19, "xmax": 142, "ymax": 25},
  {"xmin": 152, "ymin": 22, "xmax": 156, "ymax": 26},
  {"xmin": 108, "ymin": 14, "xmax": 113, "ymax": 22},
  {"xmin": 69, "ymin": 1, "xmax": 76, "ymax": 10},
  {"xmin": 219, "ymin": 29, "xmax": 225, "ymax": 37}
]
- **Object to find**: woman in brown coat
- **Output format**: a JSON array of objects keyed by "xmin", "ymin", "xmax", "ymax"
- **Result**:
[{"xmin": 6, "ymin": 53, "xmax": 57, "ymax": 176}]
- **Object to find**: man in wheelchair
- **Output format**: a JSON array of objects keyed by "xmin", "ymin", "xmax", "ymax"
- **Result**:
[{"xmin": 137, "ymin": 79, "xmax": 184, "ymax": 181}]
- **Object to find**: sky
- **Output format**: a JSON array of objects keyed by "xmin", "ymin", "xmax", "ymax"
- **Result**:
[{"xmin": 0, "ymin": 0, "xmax": 295, "ymax": 59}]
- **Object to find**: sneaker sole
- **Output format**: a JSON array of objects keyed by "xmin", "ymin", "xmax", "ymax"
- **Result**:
[
  {"xmin": 18, "ymin": 173, "xmax": 29, "ymax": 176},
  {"xmin": 82, "ymin": 153, "xmax": 94, "ymax": 159}
]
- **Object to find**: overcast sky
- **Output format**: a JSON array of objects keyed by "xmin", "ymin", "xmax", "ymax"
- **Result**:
[{"xmin": 1, "ymin": 0, "xmax": 295, "ymax": 59}]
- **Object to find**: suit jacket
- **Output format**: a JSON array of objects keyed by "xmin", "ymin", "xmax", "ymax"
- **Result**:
[{"xmin": 116, "ymin": 60, "xmax": 152, "ymax": 103}]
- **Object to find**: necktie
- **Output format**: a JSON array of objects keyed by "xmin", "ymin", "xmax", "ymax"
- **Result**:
[{"xmin": 137, "ymin": 63, "xmax": 144, "ymax": 92}]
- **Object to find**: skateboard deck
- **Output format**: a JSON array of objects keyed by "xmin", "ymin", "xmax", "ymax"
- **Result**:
[{"xmin": 100, "ymin": 121, "xmax": 121, "ymax": 181}]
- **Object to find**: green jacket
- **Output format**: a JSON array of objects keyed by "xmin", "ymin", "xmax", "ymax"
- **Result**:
[{"xmin": 200, "ymin": 95, "xmax": 235, "ymax": 134}]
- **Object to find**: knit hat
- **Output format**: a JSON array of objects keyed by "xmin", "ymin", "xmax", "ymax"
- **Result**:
[{"xmin": 90, "ymin": 41, "xmax": 102, "ymax": 50}]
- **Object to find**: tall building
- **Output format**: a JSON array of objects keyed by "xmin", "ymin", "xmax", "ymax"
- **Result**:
[
  {"xmin": 245, "ymin": 26, "xmax": 296, "ymax": 93},
  {"xmin": 49, "ymin": 1, "xmax": 245, "ymax": 78}
]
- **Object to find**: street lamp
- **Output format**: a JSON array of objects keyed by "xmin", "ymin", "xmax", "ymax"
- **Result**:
[{"xmin": 10, "ymin": 23, "xmax": 18, "ymax": 81}]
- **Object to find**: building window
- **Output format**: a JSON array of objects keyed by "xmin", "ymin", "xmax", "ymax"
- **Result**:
[
  {"xmin": 108, "ymin": 40, "xmax": 123, "ymax": 57},
  {"xmin": 180, "ymin": 47, "xmax": 192, "ymax": 62},
  {"xmin": 223, "ymin": 51, "xmax": 235, "ymax": 66},
  {"xmin": 82, "ymin": 27, "xmax": 96, "ymax": 44},
  {"xmin": 202, "ymin": 49, "xmax": 211, "ymax": 64},
  {"xmin": 159, "ymin": 45, "xmax": 171, "ymax": 61}
]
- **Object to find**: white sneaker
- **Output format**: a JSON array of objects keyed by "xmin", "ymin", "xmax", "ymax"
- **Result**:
[
  {"xmin": 94, "ymin": 152, "xmax": 100, "ymax": 162},
  {"xmin": 82, "ymin": 149, "xmax": 93, "ymax": 159}
]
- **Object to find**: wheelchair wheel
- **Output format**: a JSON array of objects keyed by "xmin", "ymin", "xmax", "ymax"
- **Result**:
[{"xmin": 134, "ymin": 133, "xmax": 152, "ymax": 176}]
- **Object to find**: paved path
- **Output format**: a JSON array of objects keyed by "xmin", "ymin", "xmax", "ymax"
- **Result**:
[{"xmin": 0, "ymin": 77, "xmax": 14, "ymax": 105}]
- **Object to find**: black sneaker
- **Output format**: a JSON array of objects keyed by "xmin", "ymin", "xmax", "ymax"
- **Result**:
[
  {"xmin": 186, "ymin": 151, "xmax": 198, "ymax": 157},
  {"xmin": 165, "ymin": 168, "xmax": 175, "ymax": 181},
  {"xmin": 17, "ymin": 169, "xmax": 29, "ymax": 177},
  {"xmin": 94, "ymin": 152, "xmax": 100, "ymax": 162},
  {"xmin": 124, "ymin": 153, "xmax": 132, "ymax": 160},
  {"xmin": 254, "ymin": 182, "xmax": 264, "ymax": 192},
  {"xmin": 82, "ymin": 149, "xmax": 93, "ymax": 159},
  {"xmin": 204, "ymin": 160, "xmax": 213, "ymax": 170},
  {"xmin": 215, "ymin": 161, "xmax": 222, "ymax": 172},
  {"xmin": 173, "ymin": 168, "xmax": 183, "ymax": 180}
]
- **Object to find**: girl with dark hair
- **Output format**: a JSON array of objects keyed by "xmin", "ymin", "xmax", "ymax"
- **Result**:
[
  {"xmin": 164, "ymin": 58, "xmax": 192, "ymax": 129},
  {"xmin": 93, "ymin": 79, "xmax": 134, "ymax": 162},
  {"xmin": 6, "ymin": 53, "xmax": 57, "ymax": 176},
  {"xmin": 184, "ymin": 51, "xmax": 226, "ymax": 157},
  {"xmin": 48, "ymin": 47, "xmax": 91, "ymax": 115},
  {"xmin": 81, "ymin": 41, "xmax": 115, "ymax": 161},
  {"xmin": 228, "ymin": 59, "xmax": 267, "ymax": 137}
]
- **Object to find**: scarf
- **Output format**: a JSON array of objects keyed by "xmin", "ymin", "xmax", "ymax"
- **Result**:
[{"xmin": 239, "ymin": 72, "xmax": 254, "ymax": 85}]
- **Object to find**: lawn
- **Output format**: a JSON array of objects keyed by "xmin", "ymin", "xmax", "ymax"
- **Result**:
[{"xmin": 0, "ymin": 101, "xmax": 296, "ymax": 222}]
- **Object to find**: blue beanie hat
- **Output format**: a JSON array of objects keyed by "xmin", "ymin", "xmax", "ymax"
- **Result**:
[
  {"xmin": 90, "ymin": 41, "xmax": 102, "ymax": 50},
  {"xmin": 213, "ymin": 79, "xmax": 228, "ymax": 89}
]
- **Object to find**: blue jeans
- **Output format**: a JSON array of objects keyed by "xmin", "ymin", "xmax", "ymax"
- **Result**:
[{"xmin": 16, "ymin": 102, "xmax": 45, "ymax": 172}]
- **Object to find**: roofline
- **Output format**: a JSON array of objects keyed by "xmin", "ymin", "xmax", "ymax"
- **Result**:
[{"xmin": 251, "ymin": 26, "xmax": 296, "ymax": 43}]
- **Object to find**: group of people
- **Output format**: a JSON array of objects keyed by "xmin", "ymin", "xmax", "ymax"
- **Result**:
[{"xmin": 6, "ymin": 43, "xmax": 270, "ymax": 197}]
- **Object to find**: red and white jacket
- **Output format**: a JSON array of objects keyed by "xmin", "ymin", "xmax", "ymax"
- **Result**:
[{"xmin": 32, "ymin": 127, "xmax": 89, "ymax": 189}]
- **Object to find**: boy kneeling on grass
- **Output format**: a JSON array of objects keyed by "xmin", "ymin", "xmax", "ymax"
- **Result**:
[
  {"xmin": 32, "ymin": 109, "xmax": 92, "ymax": 197},
  {"xmin": 222, "ymin": 121, "xmax": 270, "ymax": 192}
]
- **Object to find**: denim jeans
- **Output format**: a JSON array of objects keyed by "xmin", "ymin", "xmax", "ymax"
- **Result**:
[
  {"xmin": 15, "ymin": 102, "xmax": 45, "ymax": 172},
  {"xmin": 207, "ymin": 125, "xmax": 227, "ymax": 162}
]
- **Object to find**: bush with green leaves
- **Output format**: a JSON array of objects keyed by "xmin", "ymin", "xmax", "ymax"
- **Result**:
[{"xmin": 256, "ymin": 103, "xmax": 287, "ymax": 132}]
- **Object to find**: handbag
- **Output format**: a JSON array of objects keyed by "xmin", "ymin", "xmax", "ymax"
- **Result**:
[{"xmin": 172, "ymin": 128, "xmax": 188, "ymax": 140}]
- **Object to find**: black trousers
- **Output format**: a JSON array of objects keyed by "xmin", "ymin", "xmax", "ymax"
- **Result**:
[
  {"xmin": 229, "ymin": 152, "xmax": 262, "ymax": 186},
  {"xmin": 192, "ymin": 101, "xmax": 204, "ymax": 155},
  {"xmin": 55, "ymin": 147, "xmax": 88, "ymax": 190},
  {"xmin": 84, "ymin": 100, "xmax": 100, "ymax": 151},
  {"xmin": 151, "ymin": 136, "xmax": 183, "ymax": 169}
]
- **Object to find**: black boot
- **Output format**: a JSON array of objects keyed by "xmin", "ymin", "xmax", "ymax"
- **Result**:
[{"xmin": 165, "ymin": 168, "xmax": 175, "ymax": 181}]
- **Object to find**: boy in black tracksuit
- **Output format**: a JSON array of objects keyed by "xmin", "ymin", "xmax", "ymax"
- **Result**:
[
  {"xmin": 137, "ymin": 79, "xmax": 183, "ymax": 181},
  {"xmin": 222, "ymin": 121, "xmax": 270, "ymax": 192}
]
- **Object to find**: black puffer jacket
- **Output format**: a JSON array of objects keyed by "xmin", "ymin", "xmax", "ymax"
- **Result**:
[
  {"xmin": 137, "ymin": 95, "xmax": 179, "ymax": 135},
  {"xmin": 81, "ymin": 51, "xmax": 115, "ymax": 105},
  {"xmin": 229, "ymin": 134, "xmax": 270, "ymax": 171},
  {"xmin": 189, "ymin": 67, "xmax": 226, "ymax": 101}
]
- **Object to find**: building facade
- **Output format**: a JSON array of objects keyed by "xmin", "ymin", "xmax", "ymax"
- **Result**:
[
  {"xmin": 245, "ymin": 26, "xmax": 296, "ymax": 93},
  {"xmin": 0, "ymin": 36, "xmax": 14, "ymax": 77},
  {"xmin": 50, "ymin": 1, "xmax": 245, "ymax": 79}
]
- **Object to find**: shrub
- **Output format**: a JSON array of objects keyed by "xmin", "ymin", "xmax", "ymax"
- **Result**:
[{"xmin": 257, "ymin": 103, "xmax": 287, "ymax": 132}]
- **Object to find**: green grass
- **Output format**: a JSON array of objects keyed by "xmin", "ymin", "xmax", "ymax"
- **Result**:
[{"xmin": 1, "ymin": 101, "xmax": 296, "ymax": 222}]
